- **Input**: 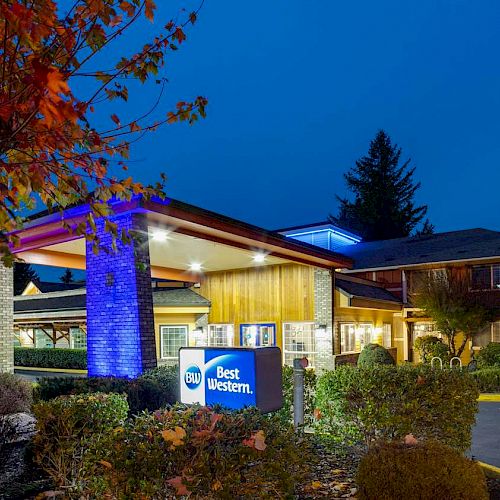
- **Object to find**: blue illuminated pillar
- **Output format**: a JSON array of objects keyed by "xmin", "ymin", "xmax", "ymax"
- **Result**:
[{"xmin": 86, "ymin": 212, "xmax": 156, "ymax": 377}]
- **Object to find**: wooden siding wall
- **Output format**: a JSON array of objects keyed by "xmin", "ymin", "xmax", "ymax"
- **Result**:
[{"xmin": 199, "ymin": 263, "xmax": 315, "ymax": 347}]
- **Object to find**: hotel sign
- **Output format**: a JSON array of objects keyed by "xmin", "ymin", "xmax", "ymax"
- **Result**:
[{"xmin": 179, "ymin": 347, "xmax": 282, "ymax": 412}]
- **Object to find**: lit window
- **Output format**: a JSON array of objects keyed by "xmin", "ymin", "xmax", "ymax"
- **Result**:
[
  {"xmin": 70, "ymin": 327, "xmax": 87, "ymax": 349},
  {"xmin": 35, "ymin": 328, "xmax": 54, "ymax": 348},
  {"xmin": 413, "ymin": 322, "xmax": 440, "ymax": 339},
  {"xmin": 160, "ymin": 325, "xmax": 188, "ymax": 360},
  {"xmin": 340, "ymin": 323, "xmax": 356, "ymax": 353},
  {"xmin": 493, "ymin": 266, "xmax": 500, "ymax": 290},
  {"xmin": 208, "ymin": 324, "xmax": 234, "ymax": 347},
  {"xmin": 357, "ymin": 323, "xmax": 373, "ymax": 348},
  {"xmin": 283, "ymin": 322, "xmax": 316, "ymax": 367},
  {"xmin": 382, "ymin": 323, "xmax": 392, "ymax": 348},
  {"xmin": 493, "ymin": 322, "xmax": 500, "ymax": 343},
  {"xmin": 240, "ymin": 324, "xmax": 275, "ymax": 347}
]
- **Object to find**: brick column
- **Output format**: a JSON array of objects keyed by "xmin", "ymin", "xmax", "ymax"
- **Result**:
[
  {"xmin": 314, "ymin": 268, "xmax": 334, "ymax": 372},
  {"xmin": 0, "ymin": 261, "xmax": 13, "ymax": 373},
  {"xmin": 86, "ymin": 212, "xmax": 156, "ymax": 378}
]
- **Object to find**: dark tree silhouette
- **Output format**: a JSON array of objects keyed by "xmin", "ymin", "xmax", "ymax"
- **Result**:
[
  {"xmin": 331, "ymin": 130, "xmax": 429, "ymax": 241},
  {"xmin": 14, "ymin": 262, "xmax": 39, "ymax": 295},
  {"xmin": 60, "ymin": 268, "xmax": 75, "ymax": 284}
]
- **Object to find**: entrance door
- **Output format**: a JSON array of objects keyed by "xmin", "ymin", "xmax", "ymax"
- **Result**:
[{"xmin": 240, "ymin": 324, "xmax": 276, "ymax": 347}]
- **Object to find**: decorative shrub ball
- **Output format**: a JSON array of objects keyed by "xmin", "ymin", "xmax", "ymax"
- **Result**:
[
  {"xmin": 356, "ymin": 440, "xmax": 488, "ymax": 500},
  {"xmin": 357, "ymin": 343, "xmax": 395, "ymax": 368}
]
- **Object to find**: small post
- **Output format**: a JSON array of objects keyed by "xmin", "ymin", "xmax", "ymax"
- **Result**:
[
  {"xmin": 293, "ymin": 357, "xmax": 308, "ymax": 429},
  {"xmin": 450, "ymin": 356, "xmax": 462, "ymax": 369},
  {"xmin": 430, "ymin": 356, "xmax": 443, "ymax": 370}
]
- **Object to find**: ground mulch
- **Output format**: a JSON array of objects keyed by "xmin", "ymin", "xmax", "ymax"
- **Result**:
[{"xmin": 2, "ymin": 438, "xmax": 499, "ymax": 499}]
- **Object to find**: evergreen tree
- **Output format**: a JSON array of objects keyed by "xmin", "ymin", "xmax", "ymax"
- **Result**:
[
  {"xmin": 60, "ymin": 268, "xmax": 75, "ymax": 284},
  {"xmin": 331, "ymin": 130, "xmax": 429, "ymax": 241},
  {"xmin": 14, "ymin": 263, "xmax": 39, "ymax": 295}
]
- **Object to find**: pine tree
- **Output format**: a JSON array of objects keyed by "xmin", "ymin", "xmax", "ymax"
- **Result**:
[
  {"xmin": 60, "ymin": 268, "xmax": 75, "ymax": 284},
  {"xmin": 331, "ymin": 130, "xmax": 429, "ymax": 241},
  {"xmin": 14, "ymin": 263, "xmax": 39, "ymax": 295}
]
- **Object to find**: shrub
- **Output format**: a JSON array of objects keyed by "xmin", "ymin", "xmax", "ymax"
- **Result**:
[
  {"xmin": 36, "ymin": 372, "xmax": 178, "ymax": 414},
  {"xmin": 414, "ymin": 335, "xmax": 450, "ymax": 364},
  {"xmin": 0, "ymin": 373, "xmax": 33, "ymax": 416},
  {"xmin": 357, "ymin": 343, "xmax": 395, "ymax": 368},
  {"xmin": 470, "ymin": 368, "xmax": 500, "ymax": 393},
  {"xmin": 87, "ymin": 404, "xmax": 309, "ymax": 499},
  {"xmin": 140, "ymin": 364, "xmax": 179, "ymax": 402},
  {"xmin": 477, "ymin": 342, "xmax": 500, "ymax": 368},
  {"xmin": 14, "ymin": 347, "xmax": 87, "ymax": 369},
  {"xmin": 0, "ymin": 373, "xmax": 33, "ymax": 452},
  {"xmin": 356, "ymin": 439, "xmax": 488, "ymax": 500},
  {"xmin": 273, "ymin": 365, "xmax": 316, "ymax": 427},
  {"xmin": 33, "ymin": 392, "xmax": 128, "ymax": 492},
  {"xmin": 315, "ymin": 365, "xmax": 479, "ymax": 451}
]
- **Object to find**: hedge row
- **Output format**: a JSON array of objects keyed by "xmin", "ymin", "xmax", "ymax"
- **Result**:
[
  {"xmin": 14, "ymin": 347, "xmax": 87, "ymax": 369},
  {"xmin": 470, "ymin": 368, "xmax": 500, "ymax": 393},
  {"xmin": 315, "ymin": 365, "xmax": 479, "ymax": 451},
  {"xmin": 33, "ymin": 395, "xmax": 307, "ymax": 498}
]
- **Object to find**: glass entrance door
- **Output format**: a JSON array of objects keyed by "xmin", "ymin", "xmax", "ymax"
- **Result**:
[{"xmin": 240, "ymin": 324, "xmax": 276, "ymax": 347}]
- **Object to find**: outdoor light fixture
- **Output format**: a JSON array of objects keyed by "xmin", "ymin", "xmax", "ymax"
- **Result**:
[
  {"xmin": 189, "ymin": 262, "xmax": 202, "ymax": 272},
  {"xmin": 253, "ymin": 253, "xmax": 266, "ymax": 263},
  {"xmin": 151, "ymin": 228, "xmax": 169, "ymax": 242}
]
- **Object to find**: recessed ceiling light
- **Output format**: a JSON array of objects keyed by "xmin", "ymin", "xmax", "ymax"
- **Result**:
[
  {"xmin": 189, "ymin": 262, "xmax": 202, "ymax": 272},
  {"xmin": 253, "ymin": 253, "xmax": 266, "ymax": 263},
  {"xmin": 151, "ymin": 229, "xmax": 169, "ymax": 242}
]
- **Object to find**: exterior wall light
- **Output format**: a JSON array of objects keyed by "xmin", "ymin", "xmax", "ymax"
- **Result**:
[
  {"xmin": 151, "ymin": 229, "xmax": 169, "ymax": 242},
  {"xmin": 189, "ymin": 262, "xmax": 202, "ymax": 272},
  {"xmin": 253, "ymin": 253, "xmax": 266, "ymax": 263},
  {"xmin": 315, "ymin": 324, "xmax": 328, "ymax": 338}
]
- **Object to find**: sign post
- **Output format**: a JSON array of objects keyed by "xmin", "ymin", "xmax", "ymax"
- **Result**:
[{"xmin": 179, "ymin": 347, "xmax": 283, "ymax": 413}]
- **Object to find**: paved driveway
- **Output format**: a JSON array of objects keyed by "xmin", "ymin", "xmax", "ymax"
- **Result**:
[
  {"xmin": 14, "ymin": 369, "xmax": 86, "ymax": 381},
  {"xmin": 470, "ymin": 402, "xmax": 500, "ymax": 467}
]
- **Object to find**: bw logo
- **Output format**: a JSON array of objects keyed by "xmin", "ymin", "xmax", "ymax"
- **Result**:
[{"xmin": 184, "ymin": 364, "xmax": 202, "ymax": 390}]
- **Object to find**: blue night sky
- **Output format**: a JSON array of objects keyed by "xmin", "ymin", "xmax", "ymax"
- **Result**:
[
  {"xmin": 103, "ymin": 0, "xmax": 500, "ymax": 233},
  {"xmin": 36, "ymin": 0, "xmax": 500, "ymax": 280}
]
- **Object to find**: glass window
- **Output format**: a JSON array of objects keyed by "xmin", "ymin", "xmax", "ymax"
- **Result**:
[
  {"xmin": 283, "ymin": 322, "xmax": 316, "ymax": 367},
  {"xmin": 208, "ymin": 324, "xmax": 234, "ymax": 347},
  {"xmin": 357, "ymin": 323, "xmax": 373, "ymax": 348},
  {"xmin": 493, "ymin": 266, "xmax": 500, "ymax": 290},
  {"xmin": 160, "ymin": 325, "xmax": 188, "ymax": 360},
  {"xmin": 340, "ymin": 323, "xmax": 356, "ymax": 353},
  {"xmin": 35, "ymin": 328, "xmax": 54, "ymax": 348},
  {"xmin": 70, "ymin": 327, "xmax": 87, "ymax": 349},
  {"xmin": 471, "ymin": 266, "xmax": 491, "ymax": 290},
  {"xmin": 413, "ymin": 322, "xmax": 440, "ymax": 338},
  {"xmin": 382, "ymin": 323, "xmax": 392, "ymax": 348},
  {"xmin": 493, "ymin": 322, "xmax": 500, "ymax": 343},
  {"xmin": 240, "ymin": 324, "xmax": 276, "ymax": 347}
]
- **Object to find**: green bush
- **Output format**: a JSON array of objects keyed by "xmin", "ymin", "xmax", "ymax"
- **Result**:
[
  {"xmin": 140, "ymin": 363, "xmax": 179, "ymax": 402},
  {"xmin": 356, "ymin": 439, "xmax": 488, "ymax": 500},
  {"xmin": 470, "ymin": 368, "xmax": 500, "ymax": 393},
  {"xmin": 33, "ymin": 392, "xmax": 128, "ymax": 493},
  {"xmin": 0, "ymin": 372, "xmax": 33, "ymax": 415},
  {"xmin": 14, "ymin": 347, "xmax": 87, "ymax": 369},
  {"xmin": 273, "ymin": 365, "xmax": 317, "ymax": 427},
  {"xmin": 357, "ymin": 343, "xmax": 395, "ymax": 368},
  {"xmin": 414, "ymin": 335, "xmax": 450, "ymax": 364},
  {"xmin": 315, "ymin": 365, "xmax": 479, "ymax": 451},
  {"xmin": 87, "ymin": 404, "xmax": 309, "ymax": 499},
  {"xmin": 477, "ymin": 342, "xmax": 500, "ymax": 368},
  {"xmin": 36, "ymin": 370, "xmax": 178, "ymax": 414}
]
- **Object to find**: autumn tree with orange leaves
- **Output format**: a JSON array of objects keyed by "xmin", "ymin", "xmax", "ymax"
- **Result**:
[{"xmin": 0, "ymin": 0, "xmax": 207, "ymax": 263}]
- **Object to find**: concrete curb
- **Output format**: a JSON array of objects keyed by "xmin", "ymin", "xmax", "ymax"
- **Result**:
[
  {"xmin": 14, "ymin": 366, "xmax": 87, "ymax": 374},
  {"xmin": 478, "ymin": 394, "xmax": 500, "ymax": 402}
]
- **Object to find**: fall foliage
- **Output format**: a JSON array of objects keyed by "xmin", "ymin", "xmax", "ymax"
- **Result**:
[{"xmin": 0, "ymin": 0, "xmax": 207, "ymax": 262}]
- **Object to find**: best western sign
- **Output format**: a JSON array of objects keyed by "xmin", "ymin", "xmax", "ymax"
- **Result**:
[{"xmin": 179, "ymin": 347, "xmax": 282, "ymax": 412}]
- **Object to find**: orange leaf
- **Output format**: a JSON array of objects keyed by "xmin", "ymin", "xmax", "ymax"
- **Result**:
[
  {"xmin": 99, "ymin": 460, "xmax": 113, "ymax": 469},
  {"xmin": 404, "ymin": 433, "xmax": 418, "ymax": 446},
  {"xmin": 145, "ymin": 0, "xmax": 156, "ymax": 21},
  {"xmin": 46, "ymin": 69, "xmax": 70, "ymax": 95},
  {"xmin": 161, "ymin": 426, "xmax": 186, "ymax": 449},
  {"xmin": 253, "ymin": 430, "xmax": 267, "ymax": 451}
]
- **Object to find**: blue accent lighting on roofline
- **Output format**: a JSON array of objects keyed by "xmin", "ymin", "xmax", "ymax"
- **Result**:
[{"xmin": 279, "ymin": 223, "xmax": 361, "ymax": 252}]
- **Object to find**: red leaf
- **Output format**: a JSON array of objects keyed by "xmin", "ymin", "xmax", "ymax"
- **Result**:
[
  {"xmin": 145, "ymin": 0, "xmax": 156, "ymax": 21},
  {"xmin": 167, "ymin": 476, "xmax": 190, "ymax": 496},
  {"xmin": 110, "ymin": 114, "xmax": 121, "ymax": 126}
]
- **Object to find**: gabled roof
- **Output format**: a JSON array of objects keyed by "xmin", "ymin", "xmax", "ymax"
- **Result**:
[
  {"xmin": 153, "ymin": 288, "xmax": 211, "ymax": 307},
  {"xmin": 29, "ymin": 280, "xmax": 85, "ymax": 294},
  {"xmin": 14, "ymin": 287, "xmax": 210, "ymax": 315},
  {"xmin": 340, "ymin": 228, "xmax": 500, "ymax": 270},
  {"xmin": 335, "ymin": 277, "xmax": 401, "ymax": 304}
]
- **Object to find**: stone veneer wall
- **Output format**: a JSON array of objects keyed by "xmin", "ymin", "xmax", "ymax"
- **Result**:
[
  {"xmin": 0, "ymin": 262, "xmax": 13, "ymax": 373},
  {"xmin": 86, "ymin": 212, "xmax": 156, "ymax": 377},
  {"xmin": 314, "ymin": 268, "xmax": 334, "ymax": 372}
]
